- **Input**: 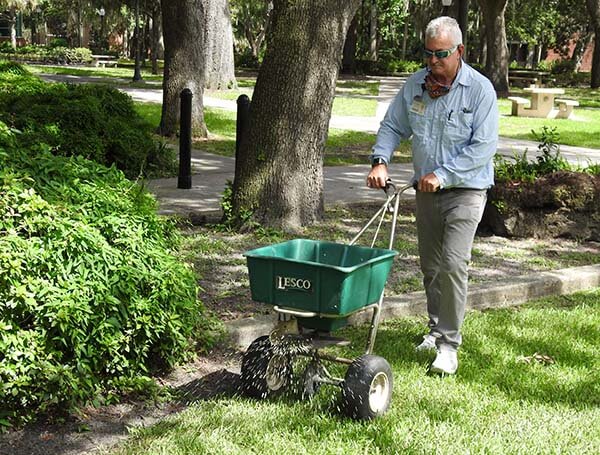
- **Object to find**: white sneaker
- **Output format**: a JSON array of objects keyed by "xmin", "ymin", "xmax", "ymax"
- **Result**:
[
  {"xmin": 415, "ymin": 334, "xmax": 437, "ymax": 352},
  {"xmin": 430, "ymin": 347, "xmax": 458, "ymax": 375}
]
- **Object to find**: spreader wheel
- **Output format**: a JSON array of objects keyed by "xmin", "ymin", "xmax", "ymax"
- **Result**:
[
  {"xmin": 240, "ymin": 336, "xmax": 293, "ymax": 399},
  {"xmin": 341, "ymin": 354, "xmax": 393, "ymax": 420}
]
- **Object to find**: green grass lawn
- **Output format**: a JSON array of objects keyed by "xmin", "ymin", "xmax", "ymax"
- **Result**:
[
  {"xmin": 134, "ymin": 96, "xmax": 600, "ymax": 169},
  {"xmin": 133, "ymin": 102, "xmax": 397, "ymax": 165},
  {"xmin": 498, "ymin": 98, "xmax": 600, "ymax": 149},
  {"xmin": 26, "ymin": 63, "xmax": 163, "ymax": 82},
  {"xmin": 107, "ymin": 289, "xmax": 600, "ymax": 454},
  {"xmin": 205, "ymin": 81, "xmax": 379, "ymax": 117}
]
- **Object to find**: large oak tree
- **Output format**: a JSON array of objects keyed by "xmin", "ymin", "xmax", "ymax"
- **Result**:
[
  {"xmin": 232, "ymin": 0, "xmax": 361, "ymax": 230},
  {"xmin": 205, "ymin": 0, "xmax": 237, "ymax": 89},
  {"xmin": 159, "ymin": 0, "xmax": 207, "ymax": 137},
  {"xmin": 477, "ymin": 0, "xmax": 509, "ymax": 96}
]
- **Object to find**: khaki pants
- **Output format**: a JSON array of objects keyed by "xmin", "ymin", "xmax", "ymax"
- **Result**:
[{"xmin": 416, "ymin": 189, "xmax": 487, "ymax": 351}]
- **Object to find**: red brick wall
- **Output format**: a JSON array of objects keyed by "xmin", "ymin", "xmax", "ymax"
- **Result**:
[{"xmin": 546, "ymin": 37, "xmax": 594, "ymax": 72}]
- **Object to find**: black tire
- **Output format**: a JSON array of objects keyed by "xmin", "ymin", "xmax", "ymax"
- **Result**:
[
  {"xmin": 240, "ymin": 336, "xmax": 293, "ymax": 399},
  {"xmin": 341, "ymin": 354, "xmax": 393, "ymax": 420}
]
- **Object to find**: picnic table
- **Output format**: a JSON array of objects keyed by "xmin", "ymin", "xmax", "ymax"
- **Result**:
[
  {"xmin": 91, "ymin": 54, "xmax": 118, "ymax": 68},
  {"xmin": 508, "ymin": 70, "xmax": 555, "ymax": 87},
  {"xmin": 508, "ymin": 87, "xmax": 578, "ymax": 119}
]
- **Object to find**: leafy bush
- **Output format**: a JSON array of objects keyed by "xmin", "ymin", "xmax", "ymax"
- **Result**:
[
  {"xmin": 495, "ymin": 126, "xmax": 571, "ymax": 183},
  {"xmin": 0, "ymin": 59, "xmax": 29, "ymax": 76},
  {"xmin": 0, "ymin": 45, "xmax": 93, "ymax": 65},
  {"xmin": 0, "ymin": 41, "xmax": 14, "ymax": 53},
  {"xmin": 0, "ymin": 62, "xmax": 174, "ymax": 178},
  {"xmin": 551, "ymin": 59, "xmax": 576, "ymax": 75},
  {"xmin": 535, "ymin": 60, "xmax": 553, "ymax": 72},
  {"xmin": 48, "ymin": 37, "xmax": 69, "ymax": 49},
  {"xmin": 0, "ymin": 123, "xmax": 220, "ymax": 426},
  {"xmin": 385, "ymin": 59, "xmax": 423, "ymax": 74},
  {"xmin": 355, "ymin": 57, "xmax": 422, "ymax": 76},
  {"xmin": 47, "ymin": 46, "xmax": 93, "ymax": 64},
  {"xmin": 234, "ymin": 49, "xmax": 261, "ymax": 69}
]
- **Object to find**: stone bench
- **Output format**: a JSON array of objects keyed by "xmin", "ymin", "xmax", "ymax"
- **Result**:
[
  {"xmin": 97, "ymin": 60, "xmax": 118, "ymax": 67},
  {"xmin": 91, "ymin": 55, "xmax": 118, "ymax": 68},
  {"xmin": 508, "ymin": 96, "xmax": 530, "ymax": 116},
  {"xmin": 555, "ymin": 98, "xmax": 579, "ymax": 119}
]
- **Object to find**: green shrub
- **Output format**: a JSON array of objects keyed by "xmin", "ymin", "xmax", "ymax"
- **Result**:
[
  {"xmin": 0, "ymin": 59, "xmax": 30, "ymax": 76},
  {"xmin": 48, "ymin": 37, "xmax": 69, "ymax": 49},
  {"xmin": 385, "ymin": 59, "xmax": 423, "ymax": 74},
  {"xmin": 0, "ymin": 41, "xmax": 14, "ymax": 53},
  {"xmin": 495, "ymin": 126, "xmax": 571, "ymax": 182},
  {"xmin": 0, "ymin": 124, "xmax": 220, "ymax": 426},
  {"xmin": 48, "ymin": 46, "xmax": 93, "ymax": 64},
  {"xmin": 0, "ymin": 62, "xmax": 172, "ymax": 178},
  {"xmin": 551, "ymin": 59, "xmax": 576, "ymax": 75},
  {"xmin": 535, "ymin": 60, "xmax": 553, "ymax": 72}
]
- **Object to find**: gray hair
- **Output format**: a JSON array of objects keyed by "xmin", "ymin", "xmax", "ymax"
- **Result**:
[{"xmin": 425, "ymin": 16, "xmax": 462, "ymax": 46}]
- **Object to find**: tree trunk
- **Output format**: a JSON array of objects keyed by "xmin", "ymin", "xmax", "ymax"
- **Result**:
[
  {"xmin": 478, "ymin": 14, "xmax": 486, "ymax": 67},
  {"xmin": 458, "ymin": 0, "xmax": 469, "ymax": 60},
  {"xmin": 400, "ymin": 0, "xmax": 410, "ymax": 60},
  {"xmin": 342, "ymin": 14, "xmax": 358, "ymax": 73},
  {"xmin": 587, "ymin": 0, "xmax": 600, "ymax": 88},
  {"xmin": 477, "ymin": 0, "xmax": 509, "ymax": 96},
  {"xmin": 159, "ymin": 0, "xmax": 207, "ymax": 137},
  {"xmin": 232, "ymin": 0, "xmax": 361, "ymax": 231},
  {"xmin": 9, "ymin": 7, "xmax": 17, "ymax": 50},
  {"xmin": 204, "ymin": 0, "xmax": 237, "ymax": 90},
  {"xmin": 369, "ymin": 0, "xmax": 377, "ymax": 61},
  {"xmin": 150, "ymin": 4, "xmax": 161, "ymax": 75},
  {"xmin": 133, "ymin": 0, "xmax": 143, "ymax": 81}
]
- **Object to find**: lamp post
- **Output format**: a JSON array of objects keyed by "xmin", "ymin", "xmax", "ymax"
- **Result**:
[
  {"xmin": 132, "ymin": 0, "xmax": 143, "ymax": 82},
  {"xmin": 442, "ymin": 0, "xmax": 452, "ymax": 16},
  {"xmin": 98, "ymin": 7, "xmax": 105, "ymax": 50}
]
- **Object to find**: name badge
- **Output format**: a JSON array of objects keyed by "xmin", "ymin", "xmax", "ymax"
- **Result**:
[{"xmin": 410, "ymin": 99, "xmax": 426, "ymax": 115}]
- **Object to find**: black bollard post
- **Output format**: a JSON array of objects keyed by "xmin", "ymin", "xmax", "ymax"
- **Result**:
[
  {"xmin": 178, "ymin": 88, "xmax": 193, "ymax": 189},
  {"xmin": 236, "ymin": 94, "xmax": 250, "ymax": 162}
]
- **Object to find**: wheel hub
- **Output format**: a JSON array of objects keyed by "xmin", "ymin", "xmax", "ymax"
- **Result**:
[
  {"xmin": 265, "ymin": 354, "xmax": 289, "ymax": 391},
  {"xmin": 368, "ymin": 372, "xmax": 390, "ymax": 412}
]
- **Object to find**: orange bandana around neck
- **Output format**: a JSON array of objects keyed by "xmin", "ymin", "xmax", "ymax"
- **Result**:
[{"xmin": 424, "ymin": 72, "xmax": 451, "ymax": 99}]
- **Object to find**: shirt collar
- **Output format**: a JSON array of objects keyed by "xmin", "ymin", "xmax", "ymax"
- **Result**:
[{"xmin": 454, "ymin": 61, "xmax": 473, "ymax": 87}]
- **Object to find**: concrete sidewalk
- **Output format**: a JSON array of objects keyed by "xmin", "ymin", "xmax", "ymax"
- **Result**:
[
  {"xmin": 146, "ymin": 149, "xmax": 415, "ymax": 218},
  {"xmin": 146, "ymin": 136, "xmax": 600, "ymax": 218}
]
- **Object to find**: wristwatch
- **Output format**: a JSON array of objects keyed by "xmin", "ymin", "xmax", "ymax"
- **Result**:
[{"xmin": 371, "ymin": 157, "xmax": 387, "ymax": 167}]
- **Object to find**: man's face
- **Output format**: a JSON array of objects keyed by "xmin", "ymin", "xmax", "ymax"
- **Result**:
[{"xmin": 425, "ymin": 33, "xmax": 463, "ymax": 81}]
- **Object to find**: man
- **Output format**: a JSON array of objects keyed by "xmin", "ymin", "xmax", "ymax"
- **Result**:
[{"xmin": 366, "ymin": 16, "xmax": 498, "ymax": 374}]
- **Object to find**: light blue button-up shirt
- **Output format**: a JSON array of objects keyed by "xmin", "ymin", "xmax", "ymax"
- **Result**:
[{"xmin": 372, "ymin": 63, "xmax": 498, "ymax": 189}]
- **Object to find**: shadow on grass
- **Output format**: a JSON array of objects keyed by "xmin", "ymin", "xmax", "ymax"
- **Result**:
[
  {"xmin": 176, "ymin": 370, "xmax": 241, "ymax": 405},
  {"xmin": 459, "ymin": 305, "xmax": 600, "ymax": 409}
]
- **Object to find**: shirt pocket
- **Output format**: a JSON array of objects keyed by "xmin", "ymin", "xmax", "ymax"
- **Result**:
[{"xmin": 443, "ymin": 111, "xmax": 473, "ymax": 147}]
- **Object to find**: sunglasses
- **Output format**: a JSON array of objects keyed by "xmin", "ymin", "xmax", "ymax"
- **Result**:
[{"xmin": 423, "ymin": 45, "xmax": 458, "ymax": 59}]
